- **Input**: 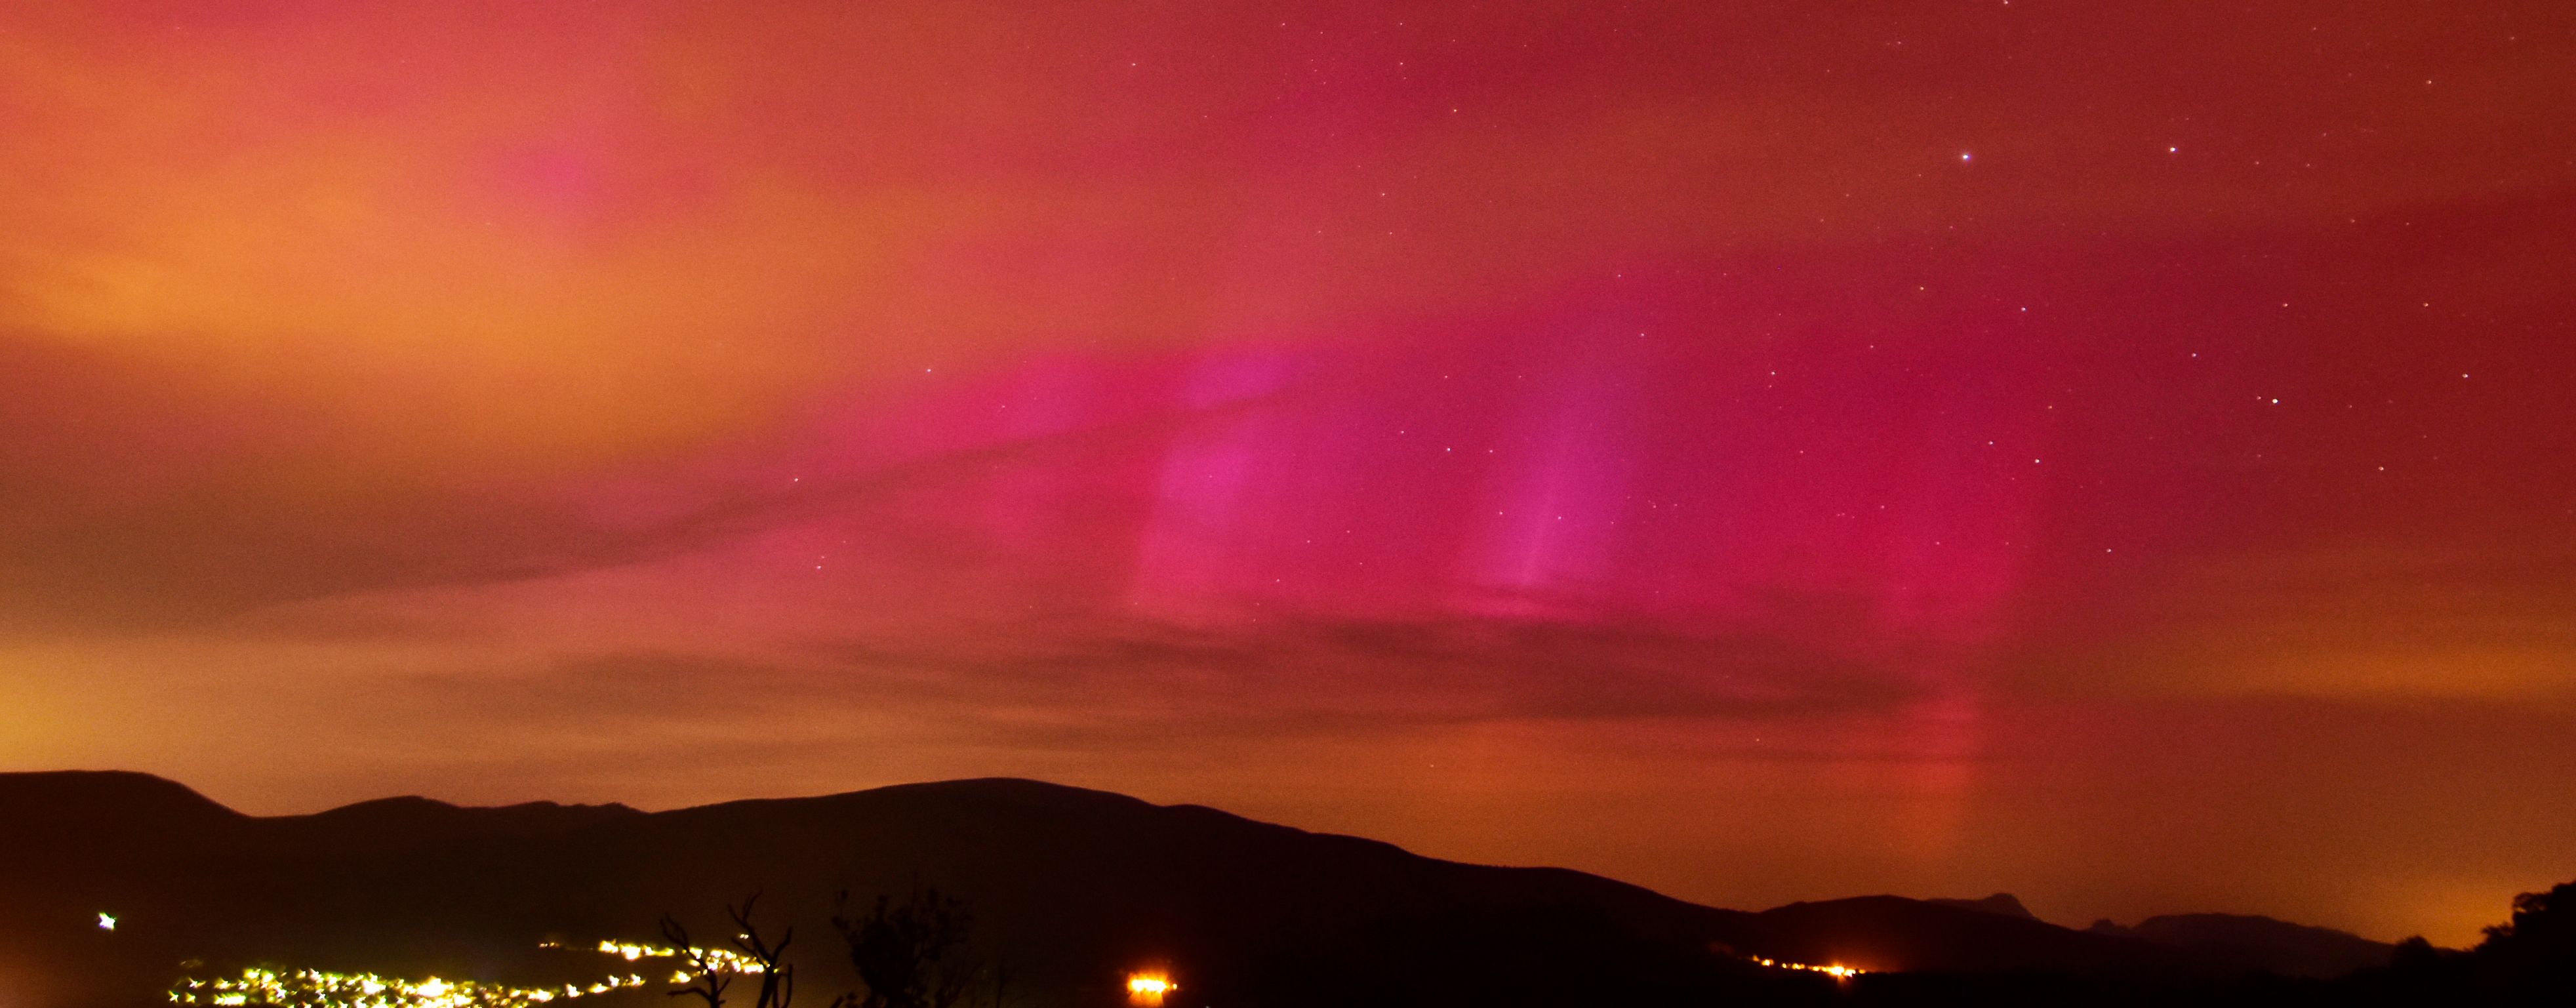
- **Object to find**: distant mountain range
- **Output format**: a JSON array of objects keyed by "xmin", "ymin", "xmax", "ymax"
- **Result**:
[
  {"xmin": 2087, "ymin": 913, "xmax": 2396, "ymax": 980},
  {"xmin": 0, "ymin": 771, "xmax": 2396, "ymax": 1007},
  {"xmin": 1918, "ymin": 893, "xmax": 2394, "ymax": 979}
]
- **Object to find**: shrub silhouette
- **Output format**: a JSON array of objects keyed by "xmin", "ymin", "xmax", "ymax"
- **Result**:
[
  {"xmin": 2468, "ymin": 881, "xmax": 2575, "ymax": 1004},
  {"xmin": 2357, "ymin": 881, "xmax": 2572, "ymax": 1007},
  {"xmin": 830, "ymin": 885, "xmax": 980, "ymax": 1008}
]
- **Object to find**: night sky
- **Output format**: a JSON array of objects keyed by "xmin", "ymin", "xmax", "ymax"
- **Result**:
[{"xmin": 4, "ymin": 1, "xmax": 2572, "ymax": 947}]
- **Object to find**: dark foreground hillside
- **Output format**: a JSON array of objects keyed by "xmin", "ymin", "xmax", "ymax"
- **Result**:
[{"xmin": 2, "ymin": 771, "xmax": 2556, "ymax": 1007}]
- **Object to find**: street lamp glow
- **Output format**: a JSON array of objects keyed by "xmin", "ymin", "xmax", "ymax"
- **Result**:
[{"xmin": 1127, "ymin": 972, "xmax": 1175, "ymax": 1006}]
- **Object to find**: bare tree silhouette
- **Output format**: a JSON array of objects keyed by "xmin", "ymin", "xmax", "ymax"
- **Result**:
[
  {"xmin": 660, "ymin": 893, "xmax": 799, "ymax": 1008},
  {"xmin": 729, "ymin": 893, "xmax": 797, "ymax": 1008},
  {"xmin": 661, "ymin": 913, "xmax": 735, "ymax": 1008}
]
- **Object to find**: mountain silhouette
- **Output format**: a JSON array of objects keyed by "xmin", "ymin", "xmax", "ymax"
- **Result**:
[
  {"xmin": 1927, "ymin": 893, "xmax": 2039, "ymax": 920},
  {"xmin": 2088, "ymin": 914, "xmax": 2396, "ymax": 979},
  {"xmin": 0, "ymin": 771, "xmax": 2396, "ymax": 1007}
]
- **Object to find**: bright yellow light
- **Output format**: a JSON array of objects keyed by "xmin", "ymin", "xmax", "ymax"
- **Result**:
[{"xmin": 1126, "ymin": 972, "xmax": 1175, "ymax": 1006}]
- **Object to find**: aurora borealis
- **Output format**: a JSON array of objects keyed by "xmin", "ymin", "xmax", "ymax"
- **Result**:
[{"xmin": 3, "ymin": 1, "xmax": 2571, "ymax": 947}]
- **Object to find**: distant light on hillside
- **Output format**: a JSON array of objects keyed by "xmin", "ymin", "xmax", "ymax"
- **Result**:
[
  {"xmin": 98, "ymin": 912, "xmax": 117, "ymax": 931},
  {"xmin": 1127, "ymin": 971, "xmax": 1175, "ymax": 1005},
  {"xmin": 1751, "ymin": 956, "xmax": 1862, "ymax": 980},
  {"xmin": 590, "ymin": 937, "xmax": 766, "ymax": 973},
  {"xmin": 172, "ymin": 938, "xmax": 712, "ymax": 1005}
]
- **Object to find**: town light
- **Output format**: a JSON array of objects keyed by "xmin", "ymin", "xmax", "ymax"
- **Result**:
[
  {"xmin": 1750, "ymin": 956, "xmax": 1864, "ymax": 980},
  {"xmin": 1126, "ymin": 971, "xmax": 1175, "ymax": 1006}
]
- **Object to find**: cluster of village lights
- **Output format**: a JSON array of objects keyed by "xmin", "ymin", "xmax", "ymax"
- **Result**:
[
  {"xmin": 167, "ymin": 939, "xmax": 753, "ymax": 1007},
  {"xmin": 125, "ymin": 901, "xmax": 1853, "ymax": 1007},
  {"xmin": 557, "ymin": 939, "xmax": 769, "ymax": 977},
  {"xmin": 169, "ymin": 967, "xmax": 654, "ymax": 1008},
  {"xmin": 1751, "ymin": 956, "xmax": 1863, "ymax": 980},
  {"xmin": 169, "ymin": 952, "xmax": 1850, "ymax": 1007}
]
